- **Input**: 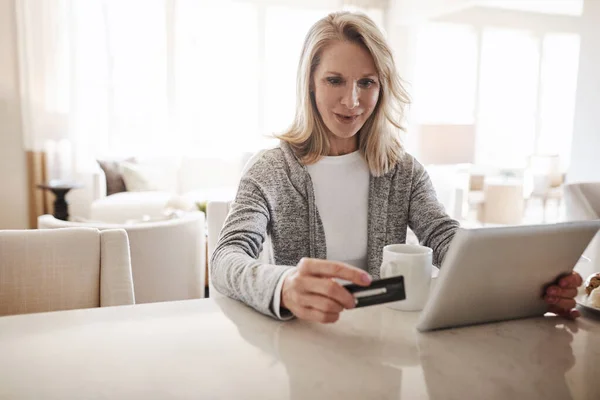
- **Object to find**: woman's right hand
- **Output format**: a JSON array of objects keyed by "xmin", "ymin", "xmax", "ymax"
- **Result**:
[{"xmin": 281, "ymin": 258, "xmax": 372, "ymax": 323}]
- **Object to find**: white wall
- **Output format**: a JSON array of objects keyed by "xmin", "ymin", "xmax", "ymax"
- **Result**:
[
  {"xmin": 567, "ymin": 0, "xmax": 600, "ymax": 183},
  {"xmin": 0, "ymin": 0, "xmax": 28, "ymax": 229}
]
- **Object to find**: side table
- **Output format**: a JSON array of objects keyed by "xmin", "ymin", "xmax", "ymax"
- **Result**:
[{"xmin": 37, "ymin": 180, "xmax": 83, "ymax": 221}]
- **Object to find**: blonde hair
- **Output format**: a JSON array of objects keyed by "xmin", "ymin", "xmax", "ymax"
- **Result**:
[{"xmin": 277, "ymin": 11, "xmax": 410, "ymax": 176}]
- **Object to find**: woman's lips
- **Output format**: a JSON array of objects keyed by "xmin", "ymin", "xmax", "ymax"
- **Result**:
[{"xmin": 334, "ymin": 112, "xmax": 360, "ymax": 124}]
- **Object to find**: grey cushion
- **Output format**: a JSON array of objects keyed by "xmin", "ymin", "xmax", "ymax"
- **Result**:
[{"xmin": 97, "ymin": 157, "xmax": 136, "ymax": 196}]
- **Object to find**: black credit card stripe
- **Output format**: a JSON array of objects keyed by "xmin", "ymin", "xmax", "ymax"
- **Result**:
[{"xmin": 344, "ymin": 275, "xmax": 406, "ymax": 308}]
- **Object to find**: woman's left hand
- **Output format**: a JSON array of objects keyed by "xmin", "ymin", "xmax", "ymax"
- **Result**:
[{"xmin": 544, "ymin": 271, "xmax": 583, "ymax": 319}]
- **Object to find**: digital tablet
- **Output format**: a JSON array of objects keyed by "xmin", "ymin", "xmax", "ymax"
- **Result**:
[{"xmin": 417, "ymin": 221, "xmax": 600, "ymax": 332}]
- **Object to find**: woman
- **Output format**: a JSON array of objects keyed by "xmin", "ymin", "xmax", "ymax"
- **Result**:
[{"xmin": 211, "ymin": 11, "xmax": 582, "ymax": 323}]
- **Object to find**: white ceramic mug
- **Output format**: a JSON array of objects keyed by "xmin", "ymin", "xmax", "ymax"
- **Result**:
[{"xmin": 380, "ymin": 244, "xmax": 433, "ymax": 311}]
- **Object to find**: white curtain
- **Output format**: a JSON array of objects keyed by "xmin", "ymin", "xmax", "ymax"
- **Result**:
[
  {"xmin": 15, "ymin": 0, "xmax": 387, "ymax": 177},
  {"xmin": 16, "ymin": 0, "xmax": 71, "ymax": 179}
]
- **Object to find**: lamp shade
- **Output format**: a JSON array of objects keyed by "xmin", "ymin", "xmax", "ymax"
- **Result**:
[{"xmin": 417, "ymin": 124, "xmax": 476, "ymax": 165}]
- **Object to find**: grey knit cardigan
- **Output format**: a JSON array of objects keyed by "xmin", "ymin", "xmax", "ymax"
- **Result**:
[{"xmin": 211, "ymin": 141, "xmax": 459, "ymax": 319}]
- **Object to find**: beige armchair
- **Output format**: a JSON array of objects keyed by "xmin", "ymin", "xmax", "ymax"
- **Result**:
[
  {"xmin": 38, "ymin": 212, "xmax": 206, "ymax": 304},
  {"xmin": 564, "ymin": 182, "xmax": 600, "ymax": 220},
  {"xmin": 0, "ymin": 228, "xmax": 134, "ymax": 316}
]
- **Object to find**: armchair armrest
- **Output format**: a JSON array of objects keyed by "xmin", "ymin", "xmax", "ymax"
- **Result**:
[{"xmin": 92, "ymin": 167, "xmax": 107, "ymax": 201}]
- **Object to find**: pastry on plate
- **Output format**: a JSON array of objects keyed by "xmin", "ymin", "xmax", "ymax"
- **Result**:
[
  {"xmin": 585, "ymin": 272, "xmax": 600, "ymax": 296},
  {"xmin": 588, "ymin": 286, "xmax": 600, "ymax": 308},
  {"xmin": 585, "ymin": 273, "xmax": 600, "ymax": 308}
]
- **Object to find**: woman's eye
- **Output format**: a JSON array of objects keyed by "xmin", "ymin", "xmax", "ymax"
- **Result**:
[
  {"xmin": 326, "ymin": 77, "xmax": 342, "ymax": 85},
  {"xmin": 359, "ymin": 79, "xmax": 376, "ymax": 88}
]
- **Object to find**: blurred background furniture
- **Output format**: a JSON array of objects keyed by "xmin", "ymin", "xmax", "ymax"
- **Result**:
[
  {"xmin": 417, "ymin": 124, "xmax": 476, "ymax": 166},
  {"xmin": 564, "ymin": 182, "xmax": 600, "ymax": 220},
  {"xmin": 468, "ymin": 173, "xmax": 486, "ymax": 222},
  {"xmin": 37, "ymin": 180, "xmax": 83, "ymax": 221},
  {"xmin": 38, "ymin": 211, "xmax": 205, "ymax": 303},
  {"xmin": 0, "ymin": 228, "xmax": 134, "ymax": 316},
  {"xmin": 480, "ymin": 178, "xmax": 525, "ymax": 225},
  {"xmin": 417, "ymin": 124, "xmax": 476, "ymax": 221},
  {"xmin": 90, "ymin": 155, "xmax": 246, "ymax": 223},
  {"xmin": 425, "ymin": 165, "xmax": 470, "ymax": 220},
  {"xmin": 469, "ymin": 173, "xmax": 485, "ymax": 192},
  {"xmin": 526, "ymin": 154, "xmax": 564, "ymax": 222}
]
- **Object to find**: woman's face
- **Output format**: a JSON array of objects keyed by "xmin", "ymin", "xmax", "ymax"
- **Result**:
[{"xmin": 312, "ymin": 40, "xmax": 380, "ymax": 151}]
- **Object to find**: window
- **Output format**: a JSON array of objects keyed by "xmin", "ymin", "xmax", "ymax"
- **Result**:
[
  {"xmin": 56, "ymin": 1, "xmax": 388, "ymax": 159},
  {"xmin": 69, "ymin": 0, "xmax": 171, "ymax": 159},
  {"xmin": 538, "ymin": 33, "xmax": 580, "ymax": 168},
  {"xmin": 413, "ymin": 23, "xmax": 478, "ymax": 125},
  {"xmin": 264, "ymin": 7, "xmax": 334, "ymax": 137},
  {"xmin": 175, "ymin": 1, "xmax": 259, "ymax": 155},
  {"xmin": 106, "ymin": 0, "xmax": 170, "ymax": 155},
  {"xmin": 477, "ymin": 27, "xmax": 540, "ymax": 168},
  {"xmin": 412, "ymin": 22, "xmax": 581, "ymax": 169}
]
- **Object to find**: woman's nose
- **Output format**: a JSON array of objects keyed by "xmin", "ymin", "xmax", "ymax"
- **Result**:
[{"xmin": 340, "ymin": 83, "xmax": 359, "ymax": 109}]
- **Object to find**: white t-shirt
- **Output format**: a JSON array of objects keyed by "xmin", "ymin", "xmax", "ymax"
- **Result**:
[{"xmin": 272, "ymin": 150, "xmax": 370, "ymax": 318}]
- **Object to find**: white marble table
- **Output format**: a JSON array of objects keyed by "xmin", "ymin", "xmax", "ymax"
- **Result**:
[{"xmin": 0, "ymin": 296, "xmax": 598, "ymax": 400}]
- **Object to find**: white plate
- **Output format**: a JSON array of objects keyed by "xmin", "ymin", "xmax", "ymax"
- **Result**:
[{"xmin": 576, "ymin": 294, "xmax": 600, "ymax": 315}]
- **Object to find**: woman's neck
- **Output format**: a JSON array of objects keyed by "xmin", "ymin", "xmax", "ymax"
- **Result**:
[{"xmin": 327, "ymin": 134, "xmax": 358, "ymax": 156}]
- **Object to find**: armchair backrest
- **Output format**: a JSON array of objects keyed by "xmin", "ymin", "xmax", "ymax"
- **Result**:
[
  {"xmin": 38, "ymin": 212, "xmax": 205, "ymax": 303},
  {"xmin": 0, "ymin": 228, "xmax": 134, "ymax": 316},
  {"xmin": 564, "ymin": 182, "xmax": 600, "ymax": 220}
]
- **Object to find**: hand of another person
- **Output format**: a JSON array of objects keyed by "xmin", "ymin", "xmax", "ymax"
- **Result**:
[
  {"xmin": 543, "ymin": 271, "xmax": 583, "ymax": 319},
  {"xmin": 281, "ymin": 258, "xmax": 372, "ymax": 323}
]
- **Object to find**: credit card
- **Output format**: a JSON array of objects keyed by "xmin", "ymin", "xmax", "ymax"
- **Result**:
[{"xmin": 343, "ymin": 275, "xmax": 406, "ymax": 308}]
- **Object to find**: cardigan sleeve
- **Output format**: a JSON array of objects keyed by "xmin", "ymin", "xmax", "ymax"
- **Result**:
[
  {"xmin": 210, "ymin": 173, "xmax": 295, "ymax": 319},
  {"xmin": 407, "ymin": 161, "xmax": 460, "ymax": 267}
]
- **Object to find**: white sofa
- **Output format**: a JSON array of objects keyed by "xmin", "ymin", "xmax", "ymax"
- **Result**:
[
  {"xmin": 38, "ymin": 212, "xmax": 206, "ymax": 304},
  {"xmin": 90, "ymin": 155, "xmax": 249, "ymax": 223}
]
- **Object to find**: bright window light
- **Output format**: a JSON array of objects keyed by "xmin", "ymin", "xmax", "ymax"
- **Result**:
[
  {"xmin": 264, "ymin": 7, "xmax": 333, "ymax": 137},
  {"xmin": 413, "ymin": 23, "xmax": 478, "ymax": 125},
  {"xmin": 538, "ymin": 33, "xmax": 580, "ymax": 168},
  {"xmin": 477, "ymin": 27, "xmax": 540, "ymax": 168},
  {"xmin": 175, "ymin": 1, "xmax": 259, "ymax": 156}
]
